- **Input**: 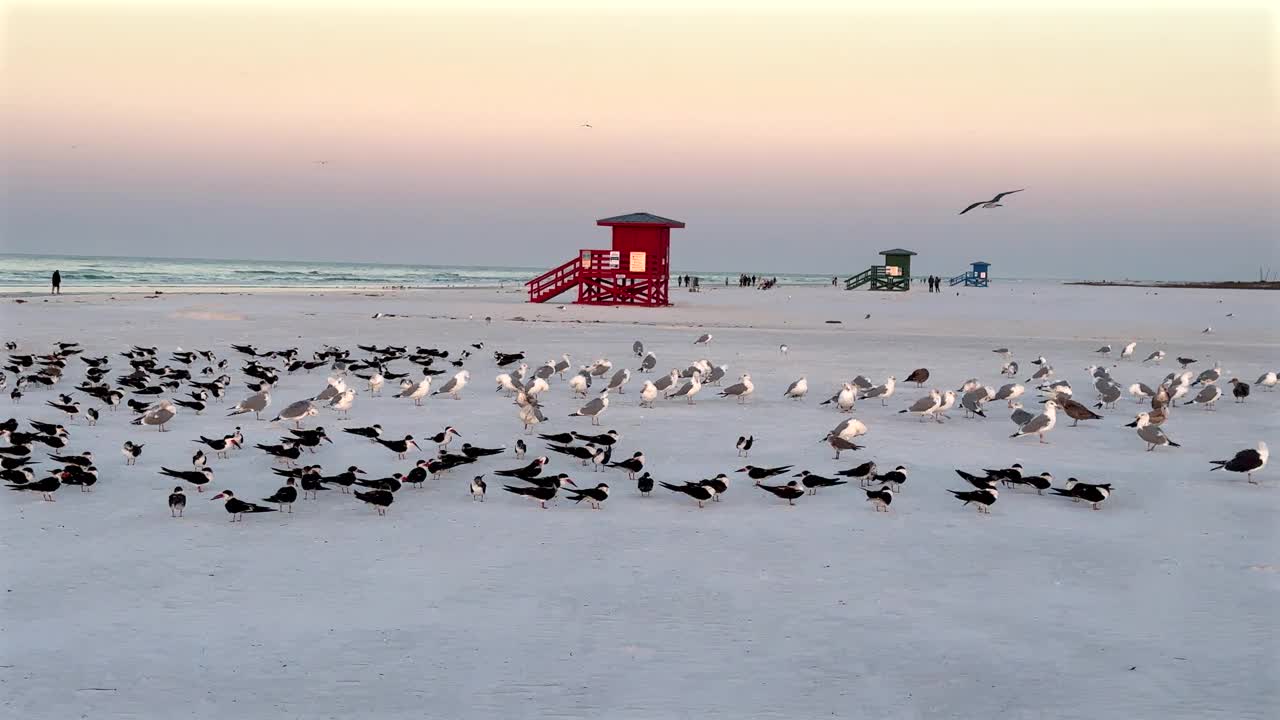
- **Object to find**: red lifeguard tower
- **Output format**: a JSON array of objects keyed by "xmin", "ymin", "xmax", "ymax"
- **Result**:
[{"xmin": 526, "ymin": 212, "xmax": 684, "ymax": 306}]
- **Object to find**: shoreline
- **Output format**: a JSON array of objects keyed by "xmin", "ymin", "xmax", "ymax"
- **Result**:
[{"xmin": 1065, "ymin": 280, "xmax": 1280, "ymax": 291}]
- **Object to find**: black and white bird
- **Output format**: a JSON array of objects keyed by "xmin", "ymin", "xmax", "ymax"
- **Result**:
[
  {"xmin": 262, "ymin": 478, "xmax": 299, "ymax": 512},
  {"xmin": 836, "ymin": 460, "xmax": 878, "ymax": 486},
  {"xmin": 461, "ymin": 443, "xmax": 504, "ymax": 459},
  {"xmin": 210, "ymin": 489, "xmax": 277, "ymax": 521},
  {"xmin": 121, "ymin": 441, "xmax": 144, "ymax": 465},
  {"xmin": 344, "ymin": 424, "xmax": 383, "ymax": 442},
  {"xmin": 659, "ymin": 480, "xmax": 716, "ymax": 508},
  {"xmin": 607, "ymin": 451, "xmax": 645, "ymax": 479},
  {"xmin": 502, "ymin": 474, "xmax": 575, "ymax": 508},
  {"xmin": 636, "ymin": 472, "xmax": 654, "ymax": 496},
  {"xmin": 566, "ymin": 482, "xmax": 610, "ymax": 509},
  {"xmin": 1209, "ymin": 442, "xmax": 1268, "ymax": 484},
  {"xmin": 354, "ymin": 489, "xmax": 395, "ymax": 515},
  {"xmin": 469, "ymin": 475, "xmax": 487, "ymax": 501},
  {"xmin": 958, "ymin": 189, "xmax": 1023, "ymax": 215},
  {"xmin": 873, "ymin": 465, "xmax": 909, "ymax": 492},
  {"xmin": 736, "ymin": 465, "xmax": 793, "ymax": 481},
  {"xmin": 168, "ymin": 486, "xmax": 186, "ymax": 517},
  {"xmin": 494, "ymin": 456, "xmax": 549, "ymax": 481},
  {"xmin": 793, "ymin": 470, "xmax": 847, "ymax": 494},
  {"xmin": 1050, "ymin": 478, "xmax": 1112, "ymax": 510},
  {"xmin": 755, "ymin": 480, "xmax": 805, "ymax": 505},
  {"xmin": 1125, "ymin": 412, "xmax": 1180, "ymax": 451},
  {"xmin": 160, "ymin": 465, "xmax": 215, "ymax": 492},
  {"xmin": 376, "ymin": 434, "xmax": 420, "ymax": 459},
  {"xmin": 427, "ymin": 425, "xmax": 461, "ymax": 450},
  {"xmin": 954, "ymin": 469, "xmax": 997, "ymax": 490},
  {"xmin": 865, "ymin": 486, "xmax": 893, "ymax": 512},
  {"xmin": 194, "ymin": 434, "xmax": 240, "ymax": 458},
  {"xmin": 9, "ymin": 474, "xmax": 61, "ymax": 501},
  {"xmin": 948, "ymin": 487, "xmax": 998, "ymax": 514},
  {"xmin": 735, "ymin": 435, "xmax": 754, "ymax": 457}
]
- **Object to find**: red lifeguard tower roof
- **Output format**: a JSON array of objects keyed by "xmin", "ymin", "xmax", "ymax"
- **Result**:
[{"xmin": 596, "ymin": 212, "xmax": 685, "ymax": 228}]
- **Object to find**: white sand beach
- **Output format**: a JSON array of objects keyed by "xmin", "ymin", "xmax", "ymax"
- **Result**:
[{"xmin": 2, "ymin": 282, "xmax": 1277, "ymax": 719}]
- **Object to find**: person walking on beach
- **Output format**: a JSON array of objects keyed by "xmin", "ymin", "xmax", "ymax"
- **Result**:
[{"xmin": 51, "ymin": 270, "xmax": 61, "ymax": 295}]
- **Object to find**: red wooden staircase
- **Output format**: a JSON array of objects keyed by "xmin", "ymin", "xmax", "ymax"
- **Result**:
[{"xmin": 526, "ymin": 256, "xmax": 582, "ymax": 303}]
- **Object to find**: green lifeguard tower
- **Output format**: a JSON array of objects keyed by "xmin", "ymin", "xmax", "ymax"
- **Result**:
[{"xmin": 845, "ymin": 248, "xmax": 916, "ymax": 291}]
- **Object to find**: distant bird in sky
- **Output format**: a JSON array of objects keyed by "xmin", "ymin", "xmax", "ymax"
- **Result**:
[
  {"xmin": 580, "ymin": 122, "xmax": 592, "ymax": 128},
  {"xmin": 959, "ymin": 189, "xmax": 1024, "ymax": 215}
]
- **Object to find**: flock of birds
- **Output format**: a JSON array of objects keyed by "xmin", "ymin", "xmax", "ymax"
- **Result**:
[{"xmin": 0, "ymin": 330, "xmax": 1272, "ymax": 522}]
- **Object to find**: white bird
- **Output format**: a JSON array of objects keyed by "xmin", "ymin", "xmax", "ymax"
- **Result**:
[
  {"xmin": 860, "ymin": 376, "xmax": 897, "ymax": 406},
  {"xmin": 328, "ymin": 389, "xmax": 355, "ymax": 415},
  {"xmin": 523, "ymin": 376, "xmax": 550, "ymax": 398},
  {"xmin": 495, "ymin": 373, "xmax": 519, "ymax": 396},
  {"xmin": 694, "ymin": 333, "xmax": 713, "ymax": 345},
  {"xmin": 554, "ymin": 353, "xmax": 572, "ymax": 379},
  {"xmin": 132, "ymin": 400, "xmax": 177, "ymax": 431},
  {"xmin": 935, "ymin": 390, "xmax": 957, "ymax": 421},
  {"xmin": 828, "ymin": 417, "xmax": 868, "ymax": 443},
  {"xmin": 589, "ymin": 359, "xmax": 613, "ymax": 377},
  {"xmin": 1010, "ymin": 399, "xmax": 1058, "ymax": 443},
  {"xmin": 639, "ymin": 380, "xmax": 658, "ymax": 408},
  {"xmin": 783, "ymin": 377, "xmax": 808, "ymax": 400},
  {"xmin": 434, "ymin": 370, "xmax": 470, "ymax": 400},
  {"xmin": 1210, "ymin": 441, "xmax": 1268, "ymax": 483},
  {"xmin": 568, "ymin": 370, "xmax": 591, "ymax": 397},
  {"xmin": 606, "ymin": 368, "xmax": 631, "ymax": 394},
  {"xmin": 518, "ymin": 399, "xmax": 547, "ymax": 433},
  {"xmin": 779, "ymin": 344, "xmax": 788, "ymax": 355},
  {"xmin": 367, "ymin": 372, "xmax": 385, "ymax": 395},
  {"xmin": 1128, "ymin": 382, "xmax": 1155, "ymax": 403},
  {"xmin": 272, "ymin": 399, "xmax": 318, "ymax": 428},
  {"xmin": 993, "ymin": 382, "xmax": 1025, "ymax": 407},
  {"xmin": 1120, "ymin": 341, "xmax": 1137, "ymax": 360},
  {"xmin": 1256, "ymin": 371, "xmax": 1278, "ymax": 390},
  {"xmin": 836, "ymin": 383, "xmax": 857, "ymax": 412},
  {"xmin": 227, "ymin": 390, "xmax": 271, "ymax": 419}
]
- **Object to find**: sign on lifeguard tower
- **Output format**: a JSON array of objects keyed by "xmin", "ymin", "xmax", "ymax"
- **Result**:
[{"xmin": 629, "ymin": 252, "xmax": 647, "ymax": 273}]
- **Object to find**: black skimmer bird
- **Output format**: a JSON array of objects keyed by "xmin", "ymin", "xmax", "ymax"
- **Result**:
[
  {"xmin": 567, "ymin": 483, "xmax": 610, "ymax": 509},
  {"xmin": 636, "ymin": 472, "xmax": 654, "ymax": 496},
  {"xmin": 58, "ymin": 465, "xmax": 98, "ymax": 491},
  {"xmin": 954, "ymin": 469, "xmax": 997, "ymax": 490},
  {"xmin": 168, "ymin": 487, "xmax": 186, "ymax": 517},
  {"xmin": 756, "ymin": 480, "xmax": 805, "ymax": 505},
  {"xmin": 494, "ymin": 456, "xmax": 549, "ymax": 481},
  {"xmin": 355, "ymin": 488, "xmax": 395, "ymax": 515},
  {"xmin": 572, "ymin": 430, "xmax": 620, "ymax": 447},
  {"xmin": 320, "ymin": 465, "xmax": 365, "ymax": 493},
  {"xmin": 376, "ymin": 435, "xmax": 420, "ymax": 460},
  {"xmin": 262, "ymin": 478, "xmax": 299, "ymax": 512},
  {"xmin": 736, "ymin": 465, "xmax": 793, "ymax": 481},
  {"xmin": 49, "ymin": 451, "xmax": 93, "ymax": 468},
  {"xmin": 299, "ymin": 468, "xmax": 327, "ymax": 499},
  {"xmin": 427, "ymin": 426, "xmax": 461, "ymax": 450},
  {"xmin": 46, "ymin": 400, "xmax": 80, "ymax": 422},
  {"xmin": 948, "ymin": 487, "xmax": 998, "ymax": 514},
  {"xmin": 212, "ymin": 490, "xmax": 278, "ymax": 520},
  {"xmin": 160, "ymin": 465, "xmax": 214, "ymax": 492},
  {"xmin": 865, "ymin": 486, "xmax": 893, "ymax": 512},
  {"xmin": 1051, "ymin": 478, "xmax": 1112, "ymax": 509},
  {"xmin": 503, "ymin": 474, "xmax": 575, "ymax": 508},
  {"xmin": 288, "ymin": 426, "xmax": 332, "ymax": 452},
  {"xmin": 9, "ymin": 474, "xmax": 61, "ymax": 501},
  {"xmin": 344, "ymin": 424, "xmax": 383, "ymax": 442},
  {"xmin": 659, "ymin": 480, "xmax": 716, "ymax": 507},
  {"xmin": 85, "ymin": 407, "xmax": 99, "ymax": 426},
  {"xmin": 172, "ymin": 398, "xmax": 207, "ymax": 414},
  {"xmin": 1209, "ymin": 442, "xmax": 1268, "ymax": 484},
  {"xmin": 514, "ymin": 439, "xmax": 527, "ymax": 459},
  {"xmin": 121, "ymin": 441, "xmax": 144, "ymax": 465},
  {"xmin": 470, "ymin": 475, "xmax": 487, "ymax": 501},
  {"xmin": 539, "ymin": 432, "xmax": 575, "ymax": 444},
  {"xmin": 356, "ymin": 473, "xmax": 403, "ymax": 493},
  {"xmin": 0, "ymin": 466, "xmax": 34, "ymax": 485},
  {"xmin": 958, "ymin": 189, "xmax": 1023, "ymax": 215},
  {"xmin": 836, "ymin": 461, "xmax": 878, "ymax": 487},
  {"xmin": 873, "ymin": 466, "xmax": 909, "ymax": 492},
  {"xmin": 460, "ymin": 443, "xmax": 504, "ymax": 459},
  {"xmin": 194, "ymin": 434, "xmax": 240, "ymax": 459},
  {"xmin": 192, "ymin": 449, "xmax": 207, "ymax": 468},
  {"xmin": 736, "ymin": 435, "xmax": 754, "ymax": 457},
  {"xmin": 255, "ymin": 441, "xmax": 302, "ymax": 466},
  {"xmin": 794, "ymin": 471, "xmax": 848, "ymax": 494},
  {"xmin": 607, "ymin": 451, "xmax": 644, "ymax": 479},
  {"xmin": 403, "ymin": 460, "xmax": 429, "ymax": 488}
]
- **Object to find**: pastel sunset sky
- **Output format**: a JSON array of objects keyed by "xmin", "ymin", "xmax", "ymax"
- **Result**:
[{"xmin": 2, "ymin": 1, "xmax": 1276, "ymax": 278}]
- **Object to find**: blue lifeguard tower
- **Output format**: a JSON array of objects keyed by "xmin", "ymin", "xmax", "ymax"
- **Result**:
[{"xmin": 949, "ymin": 261, "xmax": 990, "ymax": 288}]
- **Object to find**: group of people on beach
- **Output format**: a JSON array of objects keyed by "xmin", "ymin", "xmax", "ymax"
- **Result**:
[{"xmin": 925, "ymin": 275, "xmax": 945, "ymax": 292}]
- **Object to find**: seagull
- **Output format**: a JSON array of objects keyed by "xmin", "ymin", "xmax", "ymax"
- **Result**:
[
  {"xmin": 1184, "ymin": 384, "xmax": 1222, "ymax": 410},
  {"xmin": 1120, "ymin": 342, "xmax": 1137, "ymax": 360},
  {"xmin": 1126, "ymin": 412, "xmax": 1180, "ymax": 451},
  {"xmin": 1010, "ymin": 399, "xmax": 1058, "ymax": 443},
  {"xmin": 694, "ymin": 333, "xmax": 713, "ymax": 345},
  {"xmin": 718, "ymin": 373, "xmax": 754, "ymax": 404},
  {"xmin": 860, "ymin": 376, "xmax": 896, "ymax": 406},
  {"xmin": 271, "ymin": 400, "xmax": 318, "ymax": 428},
  {"xmin": 639, "ymin": 380, "xmax": 658, "ymax": 408},
  {"xmin": 783, "ymin": 377, "xmax": 808, "ymax": 400},
  {"xmin": 779, "ymin": 344, "xmax": 789, "ymax": 355},
  {"xmin": 227, "ymin": 389, "xmax": 271, "ymax": 419},
  {"xmin": 569, "ymin": 389, "xmax": 610, "ymax": 425},
  {"xmin": 1210, "ymin": 442, "xmax": 1268, "ymax": 484},
  {"xmin": 580, "ymin": 122, "xmax": 592, "ymax": 128},
  {"xmin": 899, "ymin": 390, "xmax": 942, "ymax": 422},
  {"xmin": 1095, "ymin": 344, "xmax": 1112, "ymax": 355},
  {"xmin": 433, "ymin": 370, "xmax": 470, "ymax": 400},
  {"xmin": 958, "ymin": 189, "xmax": 1024, "ymax": 215}
]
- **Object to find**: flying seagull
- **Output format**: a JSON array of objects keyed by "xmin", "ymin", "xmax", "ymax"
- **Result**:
[{"xmin": 959, "ymin": 189, "xmax": 1024, "ymax": 215}]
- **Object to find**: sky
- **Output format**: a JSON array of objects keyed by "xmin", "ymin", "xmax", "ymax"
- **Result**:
[{"xmin": 1, "ymin": 1, "xmax": 1276, "ymax": 279}]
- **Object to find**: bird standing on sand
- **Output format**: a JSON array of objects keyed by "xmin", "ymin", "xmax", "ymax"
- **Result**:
[
  {"xmin": 783, "ymin": 377, "xmax": 808, "ymax": 400},
  {"xmin": 694, "ymin": 333, "xmax": 713, "ymax": 345},
  {"xmin": 958, "ymin": 189, "xmax": 1024, "ymax": 215},
  {"xmin": 1125, "ymin": 412, "xmax": 1180, "ymax": 451},
  {"xmin": 228, "ymin": 390, "xmax": 271, "ymax": 419},
  {"xmin": 570, "ymin": 389, "xmax": 610, "ymax": 425},
  {"xmin": 1010, "ymin": 400, "xmax": 1058, "ymax": 443},
  {"xmin": 1209, "ymin": 442, "xmax": 1268, "ymax": 484}
]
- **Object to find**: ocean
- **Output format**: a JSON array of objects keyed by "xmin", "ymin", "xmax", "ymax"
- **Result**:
[{"xmin": 0, "ymin": 253, "xmax": 840, "ymax": 291}]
